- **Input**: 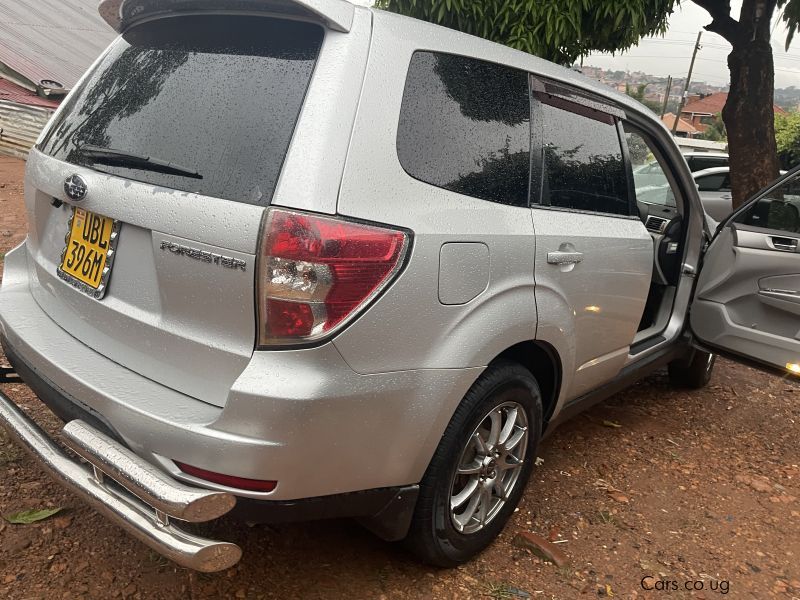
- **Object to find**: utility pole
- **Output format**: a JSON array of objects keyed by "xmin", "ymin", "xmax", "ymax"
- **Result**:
[
  {"xmin": 660, "ymin": 75, "xmax": 673, "ymax": 118},
  {"xmin": 671, "ymin": 31, "xmax": 703, "ymax": 136}
]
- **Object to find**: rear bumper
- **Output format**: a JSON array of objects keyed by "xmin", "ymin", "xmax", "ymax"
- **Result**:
[
  {"xmin": 0, "ymin": 242, "xmax": 481, "ymax": 501},
  {"xmin": 4, "ymin": 338, "xmax": 419, "ymax": 539},
  {"xmin": 0, "ymin": 387, "xmax": 241, "ymax": 572}
]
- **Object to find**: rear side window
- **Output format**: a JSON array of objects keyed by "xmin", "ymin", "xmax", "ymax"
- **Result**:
[
  {"xmin": 696, "ymin": 173, "xmax": 730, "ymax": 192},
  {"xmin": 397, "ymin": 52, "xmax": 531, "ymax": 207},
  {"xmin": 687, "ymin": 156, "xmax": 728, "ymax": 172},
  {"xmin": 537, "ymin": 98, "xmax": 629, "ymax": 216},
  {"xmin": 39, "ymin": 16, "xmax": 323, "ymax": 206}
]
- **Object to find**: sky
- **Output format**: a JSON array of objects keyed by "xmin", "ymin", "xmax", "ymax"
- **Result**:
[{"xmin": 585, "ymin": 1, "xmax": 800, "ymax": 89}]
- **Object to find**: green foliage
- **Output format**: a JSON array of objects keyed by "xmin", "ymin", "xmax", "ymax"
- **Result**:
[
  {"xmin": 376, "ymin": 0, "xmax": 676, "ymax": 65},
  {"xmin": 4, "ymin": 507, "xmax": 62, "ymax": 524},
  {"xmin": 701, "ymin": 113, "xmax": 727, "ymax": 142},
  {"xmin": 780, "ymin": 0, "xmax": 800, "ymax": 49},
  {"xmin": 776, "ymin": 111, "xmax": 800, "ymax": 169},
  {"xmin": 377, "ymin": 1, "xmax": 799, "ymax": 64},
  {"xmin": 625, "ymin": 83, "xmax": 662, "ymax": 114}
]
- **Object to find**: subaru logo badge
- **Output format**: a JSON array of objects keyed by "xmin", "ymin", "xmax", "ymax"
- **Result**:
[{"xmin": 64, "ymin": 174, "xmax": 88, "ymax": 201}]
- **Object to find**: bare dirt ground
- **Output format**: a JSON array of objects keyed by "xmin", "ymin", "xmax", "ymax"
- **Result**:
[{"xmin": 0, "ymin": 155, "xmax": 798, "ymax": 599}]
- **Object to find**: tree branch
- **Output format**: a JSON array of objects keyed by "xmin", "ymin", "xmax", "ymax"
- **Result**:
[{"xmin": 691, "ymin": 0, "xmax": 742, "ymax": 45}]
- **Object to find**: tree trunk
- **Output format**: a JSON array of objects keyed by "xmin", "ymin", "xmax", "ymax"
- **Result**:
[{"xmin": 723, "ymin": 40, "xmax": 781, "ymax": 210}]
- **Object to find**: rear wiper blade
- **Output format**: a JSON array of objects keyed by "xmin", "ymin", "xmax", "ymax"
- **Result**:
[{"xmin": 78, "ymin": 145, "xmax": 203, "ymax": 180}]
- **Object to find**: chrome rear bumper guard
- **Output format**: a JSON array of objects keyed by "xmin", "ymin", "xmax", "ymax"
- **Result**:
[{"xmin": 0, "ymin": 387, "xmax": 242, "ymax": 572}]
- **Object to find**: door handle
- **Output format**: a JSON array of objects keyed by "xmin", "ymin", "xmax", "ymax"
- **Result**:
[
  {"xmin": 771, "ymin": 237, "xmax": 798, "ymax": 252},
  {"xmin": 547, "ymin": 251, "xmax": 584, "ymax": 265}
]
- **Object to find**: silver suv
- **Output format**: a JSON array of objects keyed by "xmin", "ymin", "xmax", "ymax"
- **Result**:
[{"xmin": 2, "ymin": 0, "xmax": 800, "ymax": 573}]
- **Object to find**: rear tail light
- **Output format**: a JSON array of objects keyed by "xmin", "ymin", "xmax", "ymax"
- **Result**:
[
  {"xmin": 175, "ymin": 461, "xmax": 277, "ymax": 493},
  {"xmin": 257, "ymin": 208, "xmax": 410, "ymax": 346}
]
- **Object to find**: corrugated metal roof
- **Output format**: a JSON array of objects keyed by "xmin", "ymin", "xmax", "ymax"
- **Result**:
[
  {"xmin": 683, "ymin": 92, "xmax": 787, "ymax": 117},
  {"xmin": 0, "ymin": 0, "xmax": 116, "ymax": 90},
  {"xmin": 0, "ymin": 98, "xmax": 53, "ymax": 158},
  {"xmin": 0, "ymin": 78, "xmax": 59, "ymax": 108},
  {"xmin": 662, "ymin": 112, "xmax": 699, "ymax": 136}
]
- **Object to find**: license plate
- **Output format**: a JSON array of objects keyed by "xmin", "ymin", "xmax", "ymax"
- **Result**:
[{"xmin": 57, "ymin": 207, "xmax": 120, "ymax": 299}]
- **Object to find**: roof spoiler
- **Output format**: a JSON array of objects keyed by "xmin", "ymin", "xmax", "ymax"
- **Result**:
[{"xmin": 98, "ymin": 0, "xmax": 356, "ymax": 33}]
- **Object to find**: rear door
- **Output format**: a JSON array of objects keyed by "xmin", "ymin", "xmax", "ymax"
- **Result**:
[
  {"xmin": 530, "ymin": 82, "xmax": 653, "ymax": 399},
  {"xmin": 691, "ymin": 167, "xmax": 800, "ymax": 374},
  {"xmin": 25, "ymin": 14, "xmax": 327, "ymax": 407},
  {"xmin": 696, "ymin": 169, "xmax": 733, "ymax": 221}
]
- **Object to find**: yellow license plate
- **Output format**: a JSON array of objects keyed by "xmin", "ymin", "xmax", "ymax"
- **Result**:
[{"xmin": 58, "ymin": 207, "xmax": 119, "ymax": 298}]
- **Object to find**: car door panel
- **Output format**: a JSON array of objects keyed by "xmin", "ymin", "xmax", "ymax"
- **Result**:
[
  {"xmin": 699, "ymin": 191, "xmax": 733, "ymax": 222},
  {"xmin": 530, "ymin": 83, "xmax": 653, "ymax": 400},
  {"xmin": 533, "ymin": 209, "xmax": 652, "ymax": 399},
  {"xmin": 696, "ymin": 171, "xmax": 733, "ymax": 221},
  {"xmin": 692, "ymin": 169, "xmax": 800, "ymax": 373},
  {"xmin": 759, "ymin": 284, "xmax": 800, "ymax": 317}
]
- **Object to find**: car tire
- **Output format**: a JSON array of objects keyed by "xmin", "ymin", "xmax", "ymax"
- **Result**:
[
  {"xmin": 404, "ymin": 362, "xmax": 542, "ymax": 567},
  {"xmin": 668, "ymin": 350, "xmax": 716, "ymax": 389}
]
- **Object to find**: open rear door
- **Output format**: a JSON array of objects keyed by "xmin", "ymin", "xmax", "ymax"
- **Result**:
[{"xmin": 691, "ymin": 166, "xmax": 800, "ymax": 375}]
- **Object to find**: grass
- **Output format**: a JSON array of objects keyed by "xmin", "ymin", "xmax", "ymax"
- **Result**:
[
  {"xmin": 483, "ymin": 582, "xmax": 530, "ymax": 599},
  {"xmin": 597, "ymin": 510, "xmax": 617, "ymax": 525},
  {"xmin": 146, "ymin": 549, "xmax": 172, "ymax": 571},
  {"xmin": 557, "ymin": 565, "xmax": 573, "ymax": 579}
]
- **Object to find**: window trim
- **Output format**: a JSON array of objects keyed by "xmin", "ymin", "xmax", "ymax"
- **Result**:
[
  {"xmin": 617, "ymin": 120, "xmax": 638, "ymax": 217},
  {"xmin": 533, "ymin": 91, "xmax": 616, "ymax": 126},
  {"xmin": 530, "ymin": 77, "xmax": 625, "ymax": 120},
  {"xmin": 734, "ymin": 221, "xmax": 800, "ymax": 238},
  {"xmin": 529, "ymin": 204, "xmax": 642, "ymax": 221}
]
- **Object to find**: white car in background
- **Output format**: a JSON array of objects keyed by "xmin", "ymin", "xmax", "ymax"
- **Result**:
[
  {"xmin": 696, "ymin": 167, "xmax": 790, "ymax": 223},
  {"xmin": 695, "ymin": 167, "xmax": 733, "ymax": 222},
  {"xmin": 633, "ymin": 153, "xmax": 729, "ymax": 201},
  {"xmin": 683, "ymin": 152, "xmax": 729, "ymax": 174}
]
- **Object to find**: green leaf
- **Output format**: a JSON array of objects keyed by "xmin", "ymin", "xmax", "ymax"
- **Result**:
[
  {"xmin": 380, "ymin": 0, "xmax": 680, "ymax": 65},
  {"xmin": 4, "ymin": 507, "xmax": 63, "ymax": 524}
]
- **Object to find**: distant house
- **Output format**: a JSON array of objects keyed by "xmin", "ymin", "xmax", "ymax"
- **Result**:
[
  {"xmin": 0, "ymin": 0, "xmax": 115, "ymax": 158},
  {"xmin": 680, "ymin": 92, "xmax": 786, "ymax": 134},
  {"xmin": 661, "ymin": 112, "xmax": 700, "ymax": 139}
]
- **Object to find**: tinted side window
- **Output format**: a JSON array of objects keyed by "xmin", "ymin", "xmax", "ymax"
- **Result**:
[
  {"xmin": 737, "ymin": 174, "xmax": 800, "ymax": 234},
  {"xmin": 397, "ymin": 52, "xmax": 531, "ymax": 207},
  {"xmin": 688, "ymin": 156, "xmax": 728, "ymax": 172},
  {"xmin": 538, "ymin": 99, "xmax": 629, "ymax": 216},
  {"xmin": 697, "ymin": 173, "xmax": 727, "ymax": 192}
]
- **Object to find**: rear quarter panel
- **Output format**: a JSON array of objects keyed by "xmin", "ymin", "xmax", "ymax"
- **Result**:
[{"xmin": 332, "ymin": 11, "xmax": 538, "ymax": 377}]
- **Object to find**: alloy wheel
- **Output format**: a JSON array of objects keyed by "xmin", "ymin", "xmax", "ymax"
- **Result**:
[{"xmin": 449, "ymin": 401, "xmax": 529, "ymax": 534}]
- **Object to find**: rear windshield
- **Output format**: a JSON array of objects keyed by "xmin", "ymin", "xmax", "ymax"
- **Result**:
[{"xmin": 39, "ymin": 16, "xmax": 323, "ymax": 206}]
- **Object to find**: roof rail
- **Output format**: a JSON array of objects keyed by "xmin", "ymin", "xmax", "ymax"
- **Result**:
[{"xmin": 99, "ymin": 0, "xmax": 356, "ymax": 33}]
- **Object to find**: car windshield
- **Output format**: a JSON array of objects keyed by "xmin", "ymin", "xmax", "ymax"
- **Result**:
[{"xmin": 38, "ymin": 15, "xmax": 323, "ymax": 206}]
